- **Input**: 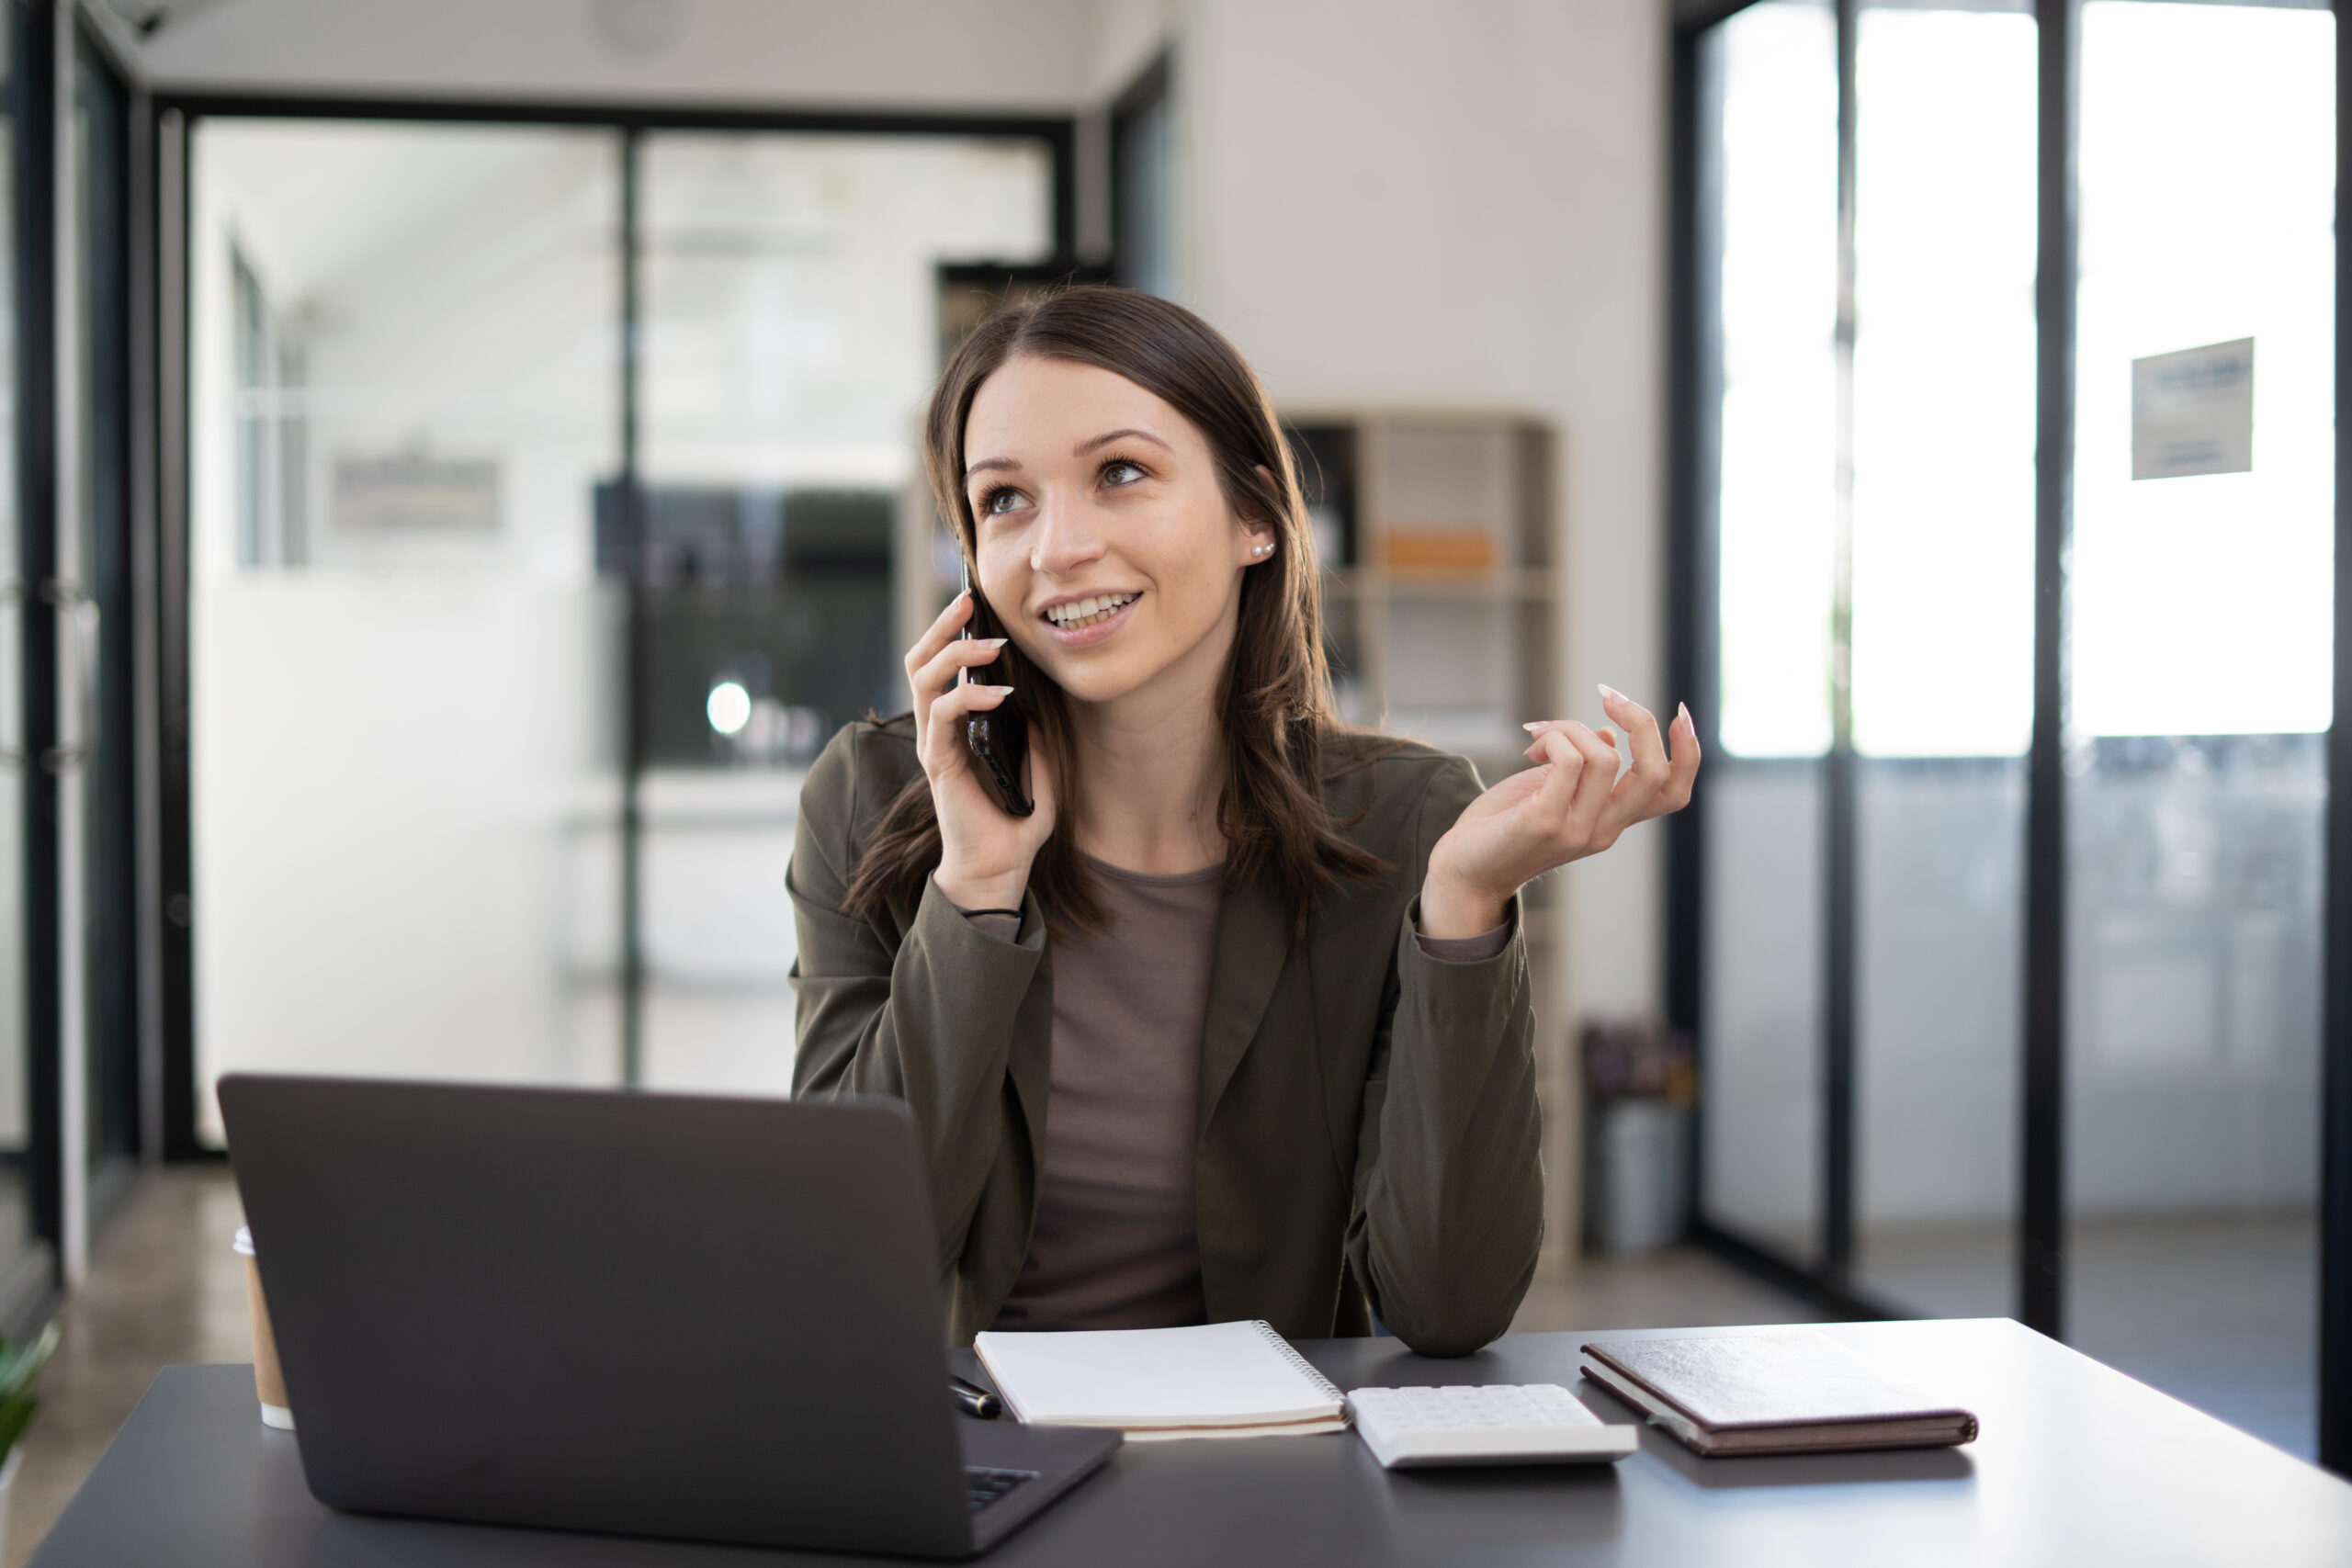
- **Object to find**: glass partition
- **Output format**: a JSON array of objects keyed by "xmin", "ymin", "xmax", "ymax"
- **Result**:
[
  {"xmin": 185, "ymin": 115, "xmax": 1061, "ymax": 1135},
  {"xmin": 72, "ymin": 26, "xmax": 140, "ymax": 1236},
  {"xmin": 1684, "ymin": 0, "xmax": 2335, "ymax": 1462},
  {"xmin": 188, "ymin": 120, "xmax": 626, "ymax": 1140},
  {"xmin": 1695, "ymin": 0, "xmax": 1838, "ymax": 1265},
  {"xmin": 632, "ymin": 131, "xmax": 1050, "ymax": 1095},
  {"xmin": 2065, "ymin": 0, "xmax": 2334, "ymax": 1457},
  {"xmin": 0, "ymin": 15, "xmax": 33, "ymax": 1297},
  {"xmin": 1848, "ymin": 0, "xmax": 2036, "ymax": 1320}
]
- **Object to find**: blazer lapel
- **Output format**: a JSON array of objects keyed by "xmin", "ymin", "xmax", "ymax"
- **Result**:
[{"xmin": 1196, "ymin": 876, "xmax": 1290, "ymax": 1138}]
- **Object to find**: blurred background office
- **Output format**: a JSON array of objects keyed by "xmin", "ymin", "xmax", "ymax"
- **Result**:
[{"xmin": 0, "ymin": 0, "xmax": 2335, "ymax": 1556}]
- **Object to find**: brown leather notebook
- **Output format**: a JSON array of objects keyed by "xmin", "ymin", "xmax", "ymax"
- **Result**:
[{"xmin": 1578, "ymin": 1334, "xmax": 1979, "ymax": 1457}]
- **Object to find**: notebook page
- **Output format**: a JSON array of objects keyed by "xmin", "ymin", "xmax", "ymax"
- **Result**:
[{"xmin": 975, "ymin": 1320, "xmax": 1343, "ymax": 1428}]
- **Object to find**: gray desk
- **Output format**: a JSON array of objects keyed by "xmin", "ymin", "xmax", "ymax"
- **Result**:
[{"xmin": 28, "ymin": 1319, "xmax": 2352, "ymax": 1566}]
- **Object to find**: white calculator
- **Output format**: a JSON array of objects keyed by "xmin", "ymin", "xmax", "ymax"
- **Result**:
[{"xmin": 1345, "ymin": 1383, "xmax": 1640, "ymax": 1469}]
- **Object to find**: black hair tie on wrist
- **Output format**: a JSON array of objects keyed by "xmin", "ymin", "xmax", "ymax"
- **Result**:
[{"xmin": 964, "ymin": 908, "xmax": 1023, "ymax": 919}]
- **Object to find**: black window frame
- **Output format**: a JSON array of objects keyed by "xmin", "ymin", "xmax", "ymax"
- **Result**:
[
  {"xmin": 73, "ymin": 12, "xmax": 142, "ymax": 1246},
  {"xmin": 5, "ymin": 0, "xmax": 62, "ymax": 1335},
  {"xmin": 1665, "ymin": 0, "xmax": 2352, "ymax": 1485},
  {"xmin": 1666, "ymin": 0, "xmax": 2352, "ymax": 1474},
  {"xmin": 1109, "ymin": 51, "xmax": 1170, "ymax": 293},
  {"xmin": 0, "ymin": 0, "xmax": 155, "ymax": 1329}
]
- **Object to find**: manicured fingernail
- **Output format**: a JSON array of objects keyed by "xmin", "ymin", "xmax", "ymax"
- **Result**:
[
  {"xmin": 1678, "ymin": 701, "xmax": 1691, "ymax": 726},
  {"xmin": 986, "ymin": 637, "xmax": 1008, "ymax": 647},
  {"xmin": 991, "ymin": 685, "xmax": 1015, "ymax": 694},
  {"xmin": 1523, "ymin": 720, "xmax": 1551, "ymax": 732},
  {"xmin": 1598, "ymin": 683, "xmax": 1623, "ymax": 705}
]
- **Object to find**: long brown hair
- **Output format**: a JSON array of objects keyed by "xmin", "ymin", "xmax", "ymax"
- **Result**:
[{"xmin": 844, "ymin": 287, "xmax": 1385, "ymax": 941}]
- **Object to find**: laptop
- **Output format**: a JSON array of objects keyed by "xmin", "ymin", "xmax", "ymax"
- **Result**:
[{"xmin": 218, "ymin": 1074, "xmax": 1121, "ymax": 1558}]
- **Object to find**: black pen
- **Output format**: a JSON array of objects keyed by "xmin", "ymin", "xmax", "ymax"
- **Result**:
[{"xmin": 949, "ymin": 1375, "xmax": 1002, "ymax": 1419}]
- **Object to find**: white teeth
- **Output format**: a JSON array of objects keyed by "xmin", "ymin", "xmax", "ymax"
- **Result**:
[{"xmin": 1046, "ymin": 592, "xmax": 1136, "ymax": 627}]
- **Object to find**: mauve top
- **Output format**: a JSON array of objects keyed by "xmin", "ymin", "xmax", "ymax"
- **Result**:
[{"xmin": 967, "ymin": 858, "xmax": 1507, "ymax": 1333}]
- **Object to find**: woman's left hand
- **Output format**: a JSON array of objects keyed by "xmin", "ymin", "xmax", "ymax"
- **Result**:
[{"xmin": 1419, "ymin": 686, "xmax": 1701, "ymax": 940}]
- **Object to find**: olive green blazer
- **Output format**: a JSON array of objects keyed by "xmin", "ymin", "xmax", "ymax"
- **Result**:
[{"xmin": 786, "ymin": 716, "xmax": 1543, "ymax": 1358}]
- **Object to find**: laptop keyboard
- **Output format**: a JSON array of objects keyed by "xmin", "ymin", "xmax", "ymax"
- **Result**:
[{"xmin": 965, "ymin": 1466, "xmax": 1037, "ymax": 1512}]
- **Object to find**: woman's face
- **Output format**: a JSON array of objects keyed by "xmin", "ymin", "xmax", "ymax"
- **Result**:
[{"xmin": 961, "ymin": 355, "xmax": 1272, "ymax": 710}]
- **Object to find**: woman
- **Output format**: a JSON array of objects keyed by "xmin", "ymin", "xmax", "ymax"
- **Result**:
[{"xmin": 790, "ymin": 288, "xmax": 1696, "ymax": 1357}]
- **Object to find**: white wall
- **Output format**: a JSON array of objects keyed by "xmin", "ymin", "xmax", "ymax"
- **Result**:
[
  {"xmin": 127, "ymin": 0, "xmax": 1100, "ymax": 108},
  {"xmin": 1175, "ymin": 0, "xmax": 1671, "ymax": 1027}
]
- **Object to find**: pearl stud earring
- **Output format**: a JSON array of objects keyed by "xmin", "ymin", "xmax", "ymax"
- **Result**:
[{"xmin": 1252, "ymin": 542, "xmax": 1274, "ymax": 557}]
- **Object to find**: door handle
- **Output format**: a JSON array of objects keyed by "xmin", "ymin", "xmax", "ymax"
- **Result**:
[{"xmin": 41, "ymin": 580, "xmax": 96, "ymax": 774}]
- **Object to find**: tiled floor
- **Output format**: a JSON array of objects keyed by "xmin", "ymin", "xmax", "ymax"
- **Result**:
[
  {"xmin": 1856, "ymin": 1211, "xmax": 2319, "ymax": 1459},
  {"xmin": 2069, "ymin": 1212, "xmax": 2318, "ymax": 1461},
  {"xmin": 6, "ymin": 1168, "xmax": 252, "ymax": 1567},
  {"xmin": 1510, "ymin": 1246, "xmax": 1829, "ymax": 1336}
]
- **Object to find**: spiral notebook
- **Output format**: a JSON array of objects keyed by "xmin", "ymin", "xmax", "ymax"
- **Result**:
[{"xmin": 973, "ymin": 1321, "xmax": 1349, "ymax": 1441}]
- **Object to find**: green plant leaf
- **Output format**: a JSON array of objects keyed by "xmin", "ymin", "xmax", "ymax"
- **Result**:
[
  {"xmin": 0, "ymin": 1393, "xmax": 40, "ymax": 1459},
  {"xmin": 0, "ymin": 1324, "xmax": 59, "ymax": 1404}
]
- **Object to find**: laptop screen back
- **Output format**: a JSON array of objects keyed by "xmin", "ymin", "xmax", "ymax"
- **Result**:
[{"xmin": 220, "ymin": 1077, "xmax": 974, "ymax": 1557}]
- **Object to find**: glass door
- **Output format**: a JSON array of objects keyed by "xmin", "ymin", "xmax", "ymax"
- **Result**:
[
  {"xmin": 1679, "ymin": 0, "xmax": 2337, "ymax": 1462},
  {"xmin": 1846, "ymin": 0, "xmax": 2036, "ymax": 1322},
  {"xmin": 630, "ymin": 130, "xmax": 1051, "ymax": 1095},
  {"xmin": 1692, "ymin": 0, "xmax": 2037, "ymax": 1312},
  {"xmin": 186, "ymin": 119, "xmax": 627, "ymax": 1139},
  {"xmin": 1692, "ymin": 0, "xmax": 1837, "ymax": 1270},
  {"xmin": 2064, "ymin": 0, "xmax": 2334, "ymax": 1457},
  {"xmin": 68, "ymin": 23, "xmax": 138, "ymax": 1259},
  {"xmin": 0, "ymin": 6, "xmax": 41, "ymax": 1318},
  {"xmin": 180, "ymin": 111, "xmax": 1068, "ymax": 1137}
]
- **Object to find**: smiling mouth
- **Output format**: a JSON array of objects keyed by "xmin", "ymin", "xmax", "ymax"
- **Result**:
[{"xmin": 1043, "ymin": 592, "xmax": 1138, "ymax": 631}]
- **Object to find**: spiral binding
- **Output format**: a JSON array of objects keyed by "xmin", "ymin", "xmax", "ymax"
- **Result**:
[{"xmin": 1250, "ymin": 1320, "xmax": 1348, "ymax": 1406}]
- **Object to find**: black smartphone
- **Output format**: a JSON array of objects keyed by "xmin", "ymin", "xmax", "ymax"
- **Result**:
[{"xmin": 959, "ymin": 560, "xmax": 1035, "ymax": 818}]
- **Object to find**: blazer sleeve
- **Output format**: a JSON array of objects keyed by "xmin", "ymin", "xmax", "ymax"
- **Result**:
[
  {"xmin": 787, "ymin": 728, "xmax": 1047, "ymax": 1275},
  {"xmin": 1343, "ymin": 758, "xmax": 1545, "ymax": 1356}
]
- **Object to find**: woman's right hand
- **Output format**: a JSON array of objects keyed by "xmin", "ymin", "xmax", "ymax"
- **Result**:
[{"xmin": 907, "ymin": 591, "xmax": 1057, "ymax": 911}]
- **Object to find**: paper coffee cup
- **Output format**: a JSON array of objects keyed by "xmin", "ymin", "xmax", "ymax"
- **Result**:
[{"xmin": 233, "ymin": 1226, "xmax": 294, "ymax": 1430}]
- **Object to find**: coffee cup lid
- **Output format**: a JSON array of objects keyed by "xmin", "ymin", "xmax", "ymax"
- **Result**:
[{"xmin": 232, "ymin": 1225, "xmax": 254, "ymax": 1258}]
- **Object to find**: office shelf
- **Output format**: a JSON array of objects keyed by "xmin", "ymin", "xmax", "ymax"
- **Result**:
[
  {"xmin": 1287, "ymin": 409, "xmax": 1575, "ymax": 1265},
  {"xmin": 1322, "ymin": 567, "xmax": 1560, "ymax": 602},
  {"xmin": 1288, "ymin": 411, "xmax": 1558, "ymax": 762}
]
